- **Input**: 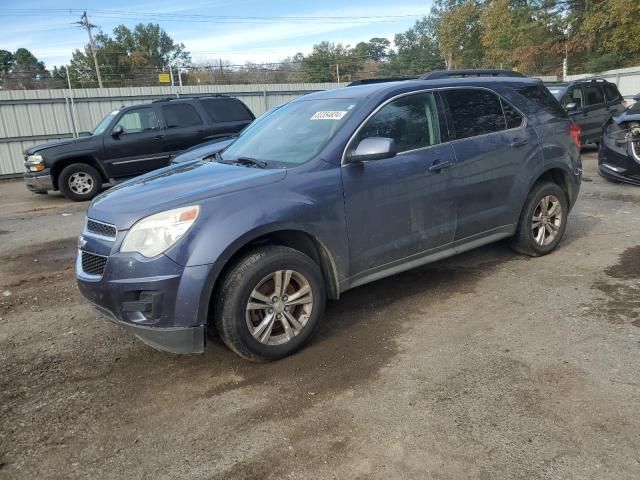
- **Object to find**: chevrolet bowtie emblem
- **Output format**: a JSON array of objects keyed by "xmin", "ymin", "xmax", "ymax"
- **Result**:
[{"xmin": 78, "ymin": 236, "xmax": 87, "ymax": 250}]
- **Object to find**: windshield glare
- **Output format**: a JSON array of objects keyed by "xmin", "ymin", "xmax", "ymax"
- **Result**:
[
  {"xmin": 221, "ymin": 98, "xmax": 360, "ymax": 165},
  {"xmin": 93, "ymin": 111, "xmax": 119, "ymax": 135}
]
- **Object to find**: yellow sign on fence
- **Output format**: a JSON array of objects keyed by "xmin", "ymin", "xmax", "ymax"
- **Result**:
[{"xmin": 158, "ymin": 73, "xmax": 171, "ymax": 83}]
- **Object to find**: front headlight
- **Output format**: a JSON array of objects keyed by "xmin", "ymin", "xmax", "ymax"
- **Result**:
[
  {"xmin": 120, "ymin": 205, "xmax": 200, "ymax": 257},
  {"xmin": 26, "ymin": 154, "xmax": 45, "ymax": 172}
]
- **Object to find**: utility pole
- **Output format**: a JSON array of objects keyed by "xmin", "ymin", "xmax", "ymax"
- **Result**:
[
  {"xmin": 76, "ymin": 11, "xmax": 103, "ymax": 89},
  {"xmin": 563, "ymin": 44, "xmax": 568, "ymax": 82},
  {"xmin": 336, "ymin": 63, "xmax": 340, "ymax": 84}
]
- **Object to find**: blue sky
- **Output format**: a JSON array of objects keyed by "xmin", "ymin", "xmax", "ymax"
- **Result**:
[{"xmin": 0, "ymin": 0, "xmax": 433, "ymax": 68}]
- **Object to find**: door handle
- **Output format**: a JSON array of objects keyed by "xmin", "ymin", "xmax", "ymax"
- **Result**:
[
  {"xmin": 428, "ymin": 160, "xmax": 451, "ymax": 172},
  {"xmin": 509, "ymin": 138, "xmax": 528, "ymax": 148}
]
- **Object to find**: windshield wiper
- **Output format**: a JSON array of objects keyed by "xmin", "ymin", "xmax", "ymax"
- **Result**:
[{"xmin": 229, "ymin": 157, "xmax": 267, "ymax": 168}]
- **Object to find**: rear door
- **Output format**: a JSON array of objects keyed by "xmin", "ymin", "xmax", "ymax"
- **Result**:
[
  {"xmin": 200, "ymin": 98, "xmax": 254, "ymax": 138},
  {"xmin": 603, "ymin": 83, "xmax": 625, "ymax": 120},
  {"xmin": 102, "ymin": 106, "xmax": 169, "ymax": 178},
  {"xmin": 582, "ymin": 84, "xmax": 607, "ymax": 142},
  {"xmin": 160, "ymin": 102, "xmax": 210, "ymax": 154},
  {"xmin": 342, "ymin": 91, "xmax": 458, "ymax": 278},
  {"xmin": 440, "ymin": 87, "xmax": 539, "ymax": 240}
]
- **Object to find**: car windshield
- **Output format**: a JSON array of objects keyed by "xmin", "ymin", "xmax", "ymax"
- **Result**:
[
  {"xmin": 221, "ymin": 98, "xmax": 361, "ymax": 166},
  {"xmin": 92, "ymin": 111, "xmax": 119, "ymax": 135}
]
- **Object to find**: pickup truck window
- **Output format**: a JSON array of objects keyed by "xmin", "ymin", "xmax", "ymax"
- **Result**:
[
  {"xmin": 93, "ymin": 111, "xmax": 118, "ymax": 135},
  {"xmin": 162, "ymin": 103, "xmax": 203, "ymax": 128},
  {"xmin": 116, "ymin": 108, "xmax": 159, "ymax": 134}
]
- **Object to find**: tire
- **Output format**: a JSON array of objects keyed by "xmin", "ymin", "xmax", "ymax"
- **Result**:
[
  {"xmin": 214, "ymin": 245, "xmax": 326, "ymax": 362},
  {"xmin": 58, "ymin": 163, "xmax": 102, "ymax": 202},
  {"xmin": 510, "ymin": 181, "xmax": 569, "ymax": 257}
]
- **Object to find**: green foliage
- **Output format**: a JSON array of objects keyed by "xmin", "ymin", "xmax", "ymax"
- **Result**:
[
  {"xmin": 68, "ymin": 23, "xmax": 191, "ymax": 87},
  {"xmin": 379, "ymin": 18, "xmax": 444, "ymax": 76},
  {"xmin": 301, "ymin": 41, "xmax": 362, "ymax": 82}
]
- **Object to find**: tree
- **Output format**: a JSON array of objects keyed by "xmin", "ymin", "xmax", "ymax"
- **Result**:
[
  {"xmin": 436, "ymin": 0, "xmax": 483, "ymax": 69},
  {"xmin": 379, "ymin": 18, "xmax": 445, "ymax": 76},
  {"xmin": 301, "ymin": 42, "xmax": 361, "ymax": 82},
  {"xmin": 353, "ymin": 37, "xmax": 391, "ymax": 61},
  {"xmin": 67, "ymin": 23, "xmax": 191, "ymax": 87},
  {"xmin": 0, "ymin": 48, "xmax": 61, "ymax": 90}
]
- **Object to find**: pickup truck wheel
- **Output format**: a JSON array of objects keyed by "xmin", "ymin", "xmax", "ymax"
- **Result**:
[
  {"xmin": 510, "ymin": 181, "xmax": 568, "ymax": 257},
  {"xmin": 58, "ymin": 163, "xmax": 102, "ymax": 201},
  {"xmin": 214, "ymin": 246, "xmax": 326, "ymax": 362}
]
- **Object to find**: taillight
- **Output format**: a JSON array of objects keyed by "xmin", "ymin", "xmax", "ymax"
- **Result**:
[{"xmin": 569, "ymin": 123, "xmax": 581, "ymax": 150}]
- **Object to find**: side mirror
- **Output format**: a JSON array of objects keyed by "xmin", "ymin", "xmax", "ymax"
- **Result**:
[
  {"xmin": 347, "ymin": 137, "xmax": 397, "ymax": 163},
  {"xmin": 565, "ymin": 103, "xmax": 578, "ymax": 113},
  {"xmin": 111, "ymin": 125, "xmax": 124, "ymax": 137}
]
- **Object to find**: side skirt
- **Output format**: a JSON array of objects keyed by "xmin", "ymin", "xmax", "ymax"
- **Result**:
[{"xmin": 340, "ymin": 225, "xmax": 514, "ymax": 293}]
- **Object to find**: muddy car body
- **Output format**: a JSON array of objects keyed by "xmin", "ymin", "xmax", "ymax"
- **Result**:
[{"xmin": 76, "ymin": 71, "xmax": 581, "ymax": 361}]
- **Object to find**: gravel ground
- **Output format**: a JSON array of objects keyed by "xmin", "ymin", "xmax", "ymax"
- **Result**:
[{"xmin": 0, "ymin": 151, "xmax": 639, "ymax": 479}]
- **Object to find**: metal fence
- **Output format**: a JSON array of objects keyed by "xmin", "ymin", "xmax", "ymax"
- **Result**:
[
  {"xmin": 0, "ymin": 83, "xmax": 343, "ymax": 176},
  {"xmin": 566, "ymin": 65, "xmax": 640, "ymax": 100}
]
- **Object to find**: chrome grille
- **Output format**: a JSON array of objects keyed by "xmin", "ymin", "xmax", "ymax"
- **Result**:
[
  {"xmin": 81, "ymin": 251, "xmax": 108, "ymax": 276},
  {"xmin": 86, "ymin": 219, "xmax": 117, "ymax": 239}
]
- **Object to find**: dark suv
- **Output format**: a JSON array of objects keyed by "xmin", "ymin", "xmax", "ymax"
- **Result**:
[
  {"xmin": 546, "ymin": 79, "xmax": 625, "ymax": 145},
  {"xmin": 24, "ymin": 96, "xmax": 254, "ymax": 201},
  {"xmin": 76, "ymin": 70, "xmax": 581, "ymax": 361}
]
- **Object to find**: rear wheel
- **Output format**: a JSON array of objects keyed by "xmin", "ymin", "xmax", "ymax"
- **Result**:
[
  {"xmin": 214, "ymin": 246, "xmax": 326, "ymax": 362},
  {"xmin": 510, "ymin": 182, "xmax": 568, "ymax": 257},
  {"xmin": 58, "ymin": 163, "xmax": 102, "ymax": 202}
]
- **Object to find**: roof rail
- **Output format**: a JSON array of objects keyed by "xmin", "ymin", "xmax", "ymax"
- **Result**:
[
  {"xmin": 152, "ymin": 94, "xmax": 229, "ymax": 103},
  {"xmin": 348, "ymin": 77, "xmax": 417, "ymax": 86},
  {"xmin": 419, "ymin": 69, "xmax": 525, "ymax": 80}
]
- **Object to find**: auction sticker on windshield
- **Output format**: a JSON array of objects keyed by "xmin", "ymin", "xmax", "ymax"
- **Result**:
[{"xmin": 311, "ymin": 111, "xmax": 348, "ymax": 120}]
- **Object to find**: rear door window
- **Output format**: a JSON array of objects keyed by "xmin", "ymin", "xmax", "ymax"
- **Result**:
[
  {"xmin": 501, "ymin": 99, "xmax": 524, "ymax": 129},
  {"xmin": 442, "ymin": 89, "xmax": 506, "ymax": 139},
  {"xmin": 161, "ymin": 103, "xmax": 203, "ymax": 128},
  {"xmin": 356, "ymin": 92, "xmax": 441, "ymax": 153},
  {"xmin": 202, "ymin": 98, "xmax": 254, "ymax": 122},
  {"xmin": 603, "ymin": 84, "xmax": 621, "ymax": 102},
  {"xmin": 583, "ymin": 85, "xmax": 604, "ymax": 107},
  {"xmin": 116, "ymin": 108, "xmax": 159, "ymax": 134}
]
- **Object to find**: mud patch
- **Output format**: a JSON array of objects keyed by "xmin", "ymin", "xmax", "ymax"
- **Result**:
[
  {"xmin": 0, "ymin": 238, "xmax": 78, "ymax": 315},
  {"xmin": 0, "ymin": 230, "xmax": 10, "ymax": 236},
  {"xmin": 588, "ymin": 246, "xmax": 640, "ymax": 326}
]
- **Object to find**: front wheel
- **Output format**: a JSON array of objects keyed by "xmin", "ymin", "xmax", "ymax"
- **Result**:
[
  {"xmin": 58, "ymin": 163, "xmax": 102, "ymax": 202},
  {"xmin": 214, "ymin": 246, "xmax": 326, "ymax": 362},
  {"xmin": 510, "ymin": 182, "xmax": 568, "ymax": 257}
]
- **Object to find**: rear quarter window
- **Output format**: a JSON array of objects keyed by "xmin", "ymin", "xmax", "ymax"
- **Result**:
[
  {"xmin": 514, "ymin": 85, "xmax": 567, "ymax": 118},
  {"xmin": 201, "ymin": 98, "xmax": 254, "ymax": 123},
  {"xmin": 603, "ymin": 83, "xmax": 622, "ymax": 102}
]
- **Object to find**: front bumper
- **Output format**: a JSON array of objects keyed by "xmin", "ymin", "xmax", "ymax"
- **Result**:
[
  {"xmin": 91, "ymin": 302, "xmax": 205, "ymax": 354},
  {"xmin": 24, "ymin": 169, "xmax": 54, "ymax": 192},
  {"xmin": 76, "ymin": 230, "xmax": 212, "ymax": 354},
  {"xmin": 598, "ymin": 139, "xmax": 640, "ymax": 186}
]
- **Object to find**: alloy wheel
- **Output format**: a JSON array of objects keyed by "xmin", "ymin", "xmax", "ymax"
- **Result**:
[
  {"xmin": 532, "ymin": 194, "xmax": 563, "ymax": 246},
  {"xmin": 245, "ymin": 269, "xmax": 314, "ymax": 346}
]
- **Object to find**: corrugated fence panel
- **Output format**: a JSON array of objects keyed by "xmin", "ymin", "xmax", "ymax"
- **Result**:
[{"xmin": 0, "ymin": 83, "xmax": 344, "ymax": 176}]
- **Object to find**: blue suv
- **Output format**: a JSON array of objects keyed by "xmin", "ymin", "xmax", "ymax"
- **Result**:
[{"xmin": 76, "ymin": 70, "xmax": 581, "ymax": 362}]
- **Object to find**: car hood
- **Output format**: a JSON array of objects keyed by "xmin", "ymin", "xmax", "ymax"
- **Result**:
[
  {"xmin": 171, "ymin": 138, "xmax": 235, "ymax": 164},
  {"xmin": 613, "ymin": 110, "xmax": 640, "ymax": 125},
  {"xmin": 25, "ymin": 136, "xmax": 94, "ymax": 155},
  {"xmin": 89, "ymin": 160, "xmax": 287, "ymax": 230}
]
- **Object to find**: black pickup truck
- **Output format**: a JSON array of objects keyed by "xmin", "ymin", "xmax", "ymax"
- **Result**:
[{"xmin": 24, "ymin": 95, "xmax": 254, "ymax": 201}]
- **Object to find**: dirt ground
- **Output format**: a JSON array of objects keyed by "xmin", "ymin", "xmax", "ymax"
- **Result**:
[{"xmin": 1, "ymin": 151, "xmax": 639, "ymax": 480}]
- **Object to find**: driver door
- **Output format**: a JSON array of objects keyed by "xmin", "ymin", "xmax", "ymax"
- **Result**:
[
  {"xmin": 341, "ymin": 91, "xmax": 457, "ymax": 280},
  {"xmin": 102, "ymin": 106, "xmax": 169, "ymax": 178}
]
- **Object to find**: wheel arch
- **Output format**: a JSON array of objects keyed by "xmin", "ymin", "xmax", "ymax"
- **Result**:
[
  {"xmin": 51, "ymin": 156, "xmax": 108, "ymax": 189},
  {"xmin": 199, "ymin": 228, "xmax": 342, "ymax": 328}
]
